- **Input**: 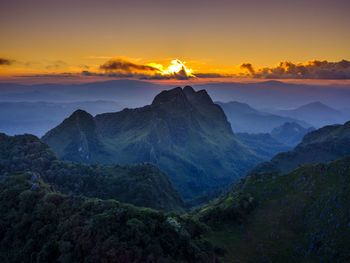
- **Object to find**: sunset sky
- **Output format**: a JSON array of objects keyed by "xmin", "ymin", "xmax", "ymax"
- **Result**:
[{"xmin": 1, "ymin": 0, "xmax": 350, "ymax": 82}]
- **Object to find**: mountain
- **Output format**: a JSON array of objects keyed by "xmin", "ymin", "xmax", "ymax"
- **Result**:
[
  {"xmin": 217, "ymin": 101, "xmax": 311, "ymax": 133},
  {"xmin": 275, "ymin": 101, "xmax": 348, "ymax": 128},
  {"xmin": 0, "ymin": 133, "xmax": 184, "ymax": 212},
  {"xmin": 43, "ymin": 86, "xmax": 262, "ymax": 199},
  {"xmin": 41, "ymin": 109, "xmax": 106, "ymax": 163},
  {"xmin": 236, "ymin": 132, "xmax": 292, "ymax": 159},
  {"xmin": 0, "ymin": 172, "xmax": 217, "ymax": 262},
  {"xmin": 0, "ymin": 100, "xmax": 121, "ymax": 136},
  {"xmin": 247, "ymin": 120, "xmax": 350, "ymax": 176},
  {"xmin": 194, "ymin": 156, "xmax": 350, "ymax": 262},
  {"xmin": 270, "ymin": 121, "xmax": 315, "ymax": 146}
]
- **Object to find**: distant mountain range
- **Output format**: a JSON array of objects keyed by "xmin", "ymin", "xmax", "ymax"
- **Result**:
[
  {"xmin": 196, "ymin": 80, "xmax": 350, "ymax": 109},
  {"xmin": 236, "ymin": 132, "xmax": 292, "ymax": 159},
  {"xmin": 270, "ymin": 121, "xmax": 315, "ymax": 146},
  {"xmin": 42, "ymin": 86, "xmax": 262, "ymax": 199},
  {"xmin": 217, "ymin": 101, "xmax": 311, "ymax": 133},
  {"xmin": 271, "ymin": 101, "xmax": 349, "ymax": 128},
  {"xmin": 1, "ymin": 80, "xmax": 348, "ymax": 136},
  {"xmin": 0, "ymin": 80, "xmax": 165, "ymax": 106},
  {"xmin": 0, "ymin": 100, "xmax": 121, "ymax": 136}
]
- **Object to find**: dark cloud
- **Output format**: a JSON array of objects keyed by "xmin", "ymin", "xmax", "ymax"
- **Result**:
[
  {"xmin": 0, "ymin": 58, "xmax": 15, "ymax": 66},
  {"xmin": 240, "ymin": 59, "xmax": 350, "ymax": 79},
  {"xmin": 194, "ymin": 73, "xmax": 229, "ymax": 78},
  {"xmin": 18, "ymin": 73, "xmax": 76, "ymax": 78},
  {"xmin": 45, "ymin": 60, "xmax": 67, "ymax": 70},
  {"xmin": 240, "ymin": 63, "xmax": 255, "ymax": 75},
  {"xmin": 100, "ymin": 58, "xmax": 161, "ymax": 72},
  {"xmin": 82, "ymin": 70, "xmax": 193, "ymax": 80}
]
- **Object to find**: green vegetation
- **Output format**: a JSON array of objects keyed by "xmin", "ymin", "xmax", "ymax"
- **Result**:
[
  {"xmin": 43, "ymin": 86, "xmax": 262, "ymax": 199},
  {"xmin": 0, "ymin": 133, "xmax": 184, "ymax": 212},
  {"xmin": 194, "ymin": 157, "xmax": 350, "ymax": 262},
  {"xmin": 0, "ymin": 172, "xmax": 217, "ymax": 262}
]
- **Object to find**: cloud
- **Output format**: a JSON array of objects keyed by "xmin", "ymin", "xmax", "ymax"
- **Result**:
[
  {"xmin": 18, "ymin": 73, "xmax": 77, "ymax": 78},
  {"xmin": 0, "ymin": 58, "xmax": 15, "ymax": 66},
  {"xmin": 239, "ymin": 59, "xmax": 350, "ymax": 79},
  {"xmin": 194, "ymin": 73, "xmax": 229, "ymax": 78},
  {"xmin": 97, "ymin": 57, "xmax": 195, "ymax": 80},
  {"xmin": 45, "ymin": 60, "xmax": 67, "ymax": 70},
  {"xmin": 82, "ymin": 70, "xmax": 192, "ymax": 80},
  {"xmin": 240, "ymin": 63, "xmax": 255, "ymax": 75},
  {"xmin": 100, "ymin": 58, "xmax": 160, "ymax": 72}
]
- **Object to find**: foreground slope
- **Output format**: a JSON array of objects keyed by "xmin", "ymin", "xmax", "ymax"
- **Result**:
[
  {"xmin": 0, "ymin": 133, "xmax": 184, "ymax": 212},
  {"xmin": 43, "ymin": 86, "xmax": 261, "ymax": 199},
  {"xmin": 0, "ymin": 172, "xmax": 217, "ymax": 262},
  {"xmin": 194, "ymin": 157, "xmax": 350, "ymax": 262}
]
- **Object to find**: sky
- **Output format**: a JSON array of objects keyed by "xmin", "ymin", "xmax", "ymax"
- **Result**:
[{"xmin": 1, "ymin": 0, "xmax": 350, "ymax": 82}]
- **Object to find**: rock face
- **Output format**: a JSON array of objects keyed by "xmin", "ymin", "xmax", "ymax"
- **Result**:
[
  {"xmin": 42, "ymin": 109, "xmax": 105, "ymax": 163},
  {"xmin": 43, "ymin": 86, "xmax": 262, "ymax": 199}
]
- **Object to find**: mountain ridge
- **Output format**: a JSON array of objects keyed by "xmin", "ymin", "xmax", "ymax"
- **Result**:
[
  {"xmin": 0, "ymin": 133, "xmax": 184, "ymax": 212},
  {"xmin": 43, "ymin": 86, "xmax": 262, "ymax": 199},
  {"xmin": 217, "ymin": 101, "xmax": 311, "ymax": 133}
]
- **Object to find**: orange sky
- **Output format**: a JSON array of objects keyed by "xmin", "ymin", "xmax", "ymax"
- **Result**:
[{"xmin": 1, "ymin": 0, "xmax": 350, "ymax": 81}]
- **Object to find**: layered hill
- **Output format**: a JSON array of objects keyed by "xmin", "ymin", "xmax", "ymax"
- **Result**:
[
  {"xmin": 0, "ymin": 133, "xmax": 184, "ymax": 212},
  {"xmin": 247, "ymin": 121, "xmax": 350, "ymax": 176},
  {"xmin": 271, "ymin": 121, "xmax": 315, "ymax": 146},
  {"xmin": 236, "ymin": 132, "xmax": 292, "ymax": 159},
  {"xmin": 194, "ymin": 157, "xmax": 350, "ymax": 262},
  {"xmin": 0, "ymin": 100, "xmax": 121, "ymax": 136},
  {"xmin": 275, "ymin": 101, "xmax": 348, "ymax": 128},
  {"xmin": 43, "ymin": 86, "xmax": 261, "ymax": 199},
  {"xmin": 217, "ymin": 101, "xmax": 310, "ymax": 133}
]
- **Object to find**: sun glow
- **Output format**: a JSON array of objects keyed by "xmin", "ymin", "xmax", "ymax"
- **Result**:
[{"xmin": 148, "ymin": 59, "xmax": 194, "ymax": 77}]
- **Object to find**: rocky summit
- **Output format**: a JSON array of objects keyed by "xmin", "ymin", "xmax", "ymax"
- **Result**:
[{"xmin": 43, "ymin": 86, "xmax": 262, "ymax": 199}]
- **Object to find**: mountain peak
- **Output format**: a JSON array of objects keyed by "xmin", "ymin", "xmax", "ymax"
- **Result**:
[
  {"xmin": 151, "ymin": 87, "xmax": 190, "ymax": 108},
  {"xmin": 298, "ymin": 101, "xmax": 336, "ymax": 111},
  {"xmin": 192, "ymin": 89, "xmax": 213, "ymax": 105},
  {"xmin": 70, "ymin": 109, "xmax": 93, "ymax": 119},
  {"xmin": 183, "ymin": 85, "xmax": 195, "ymax": 95}
]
